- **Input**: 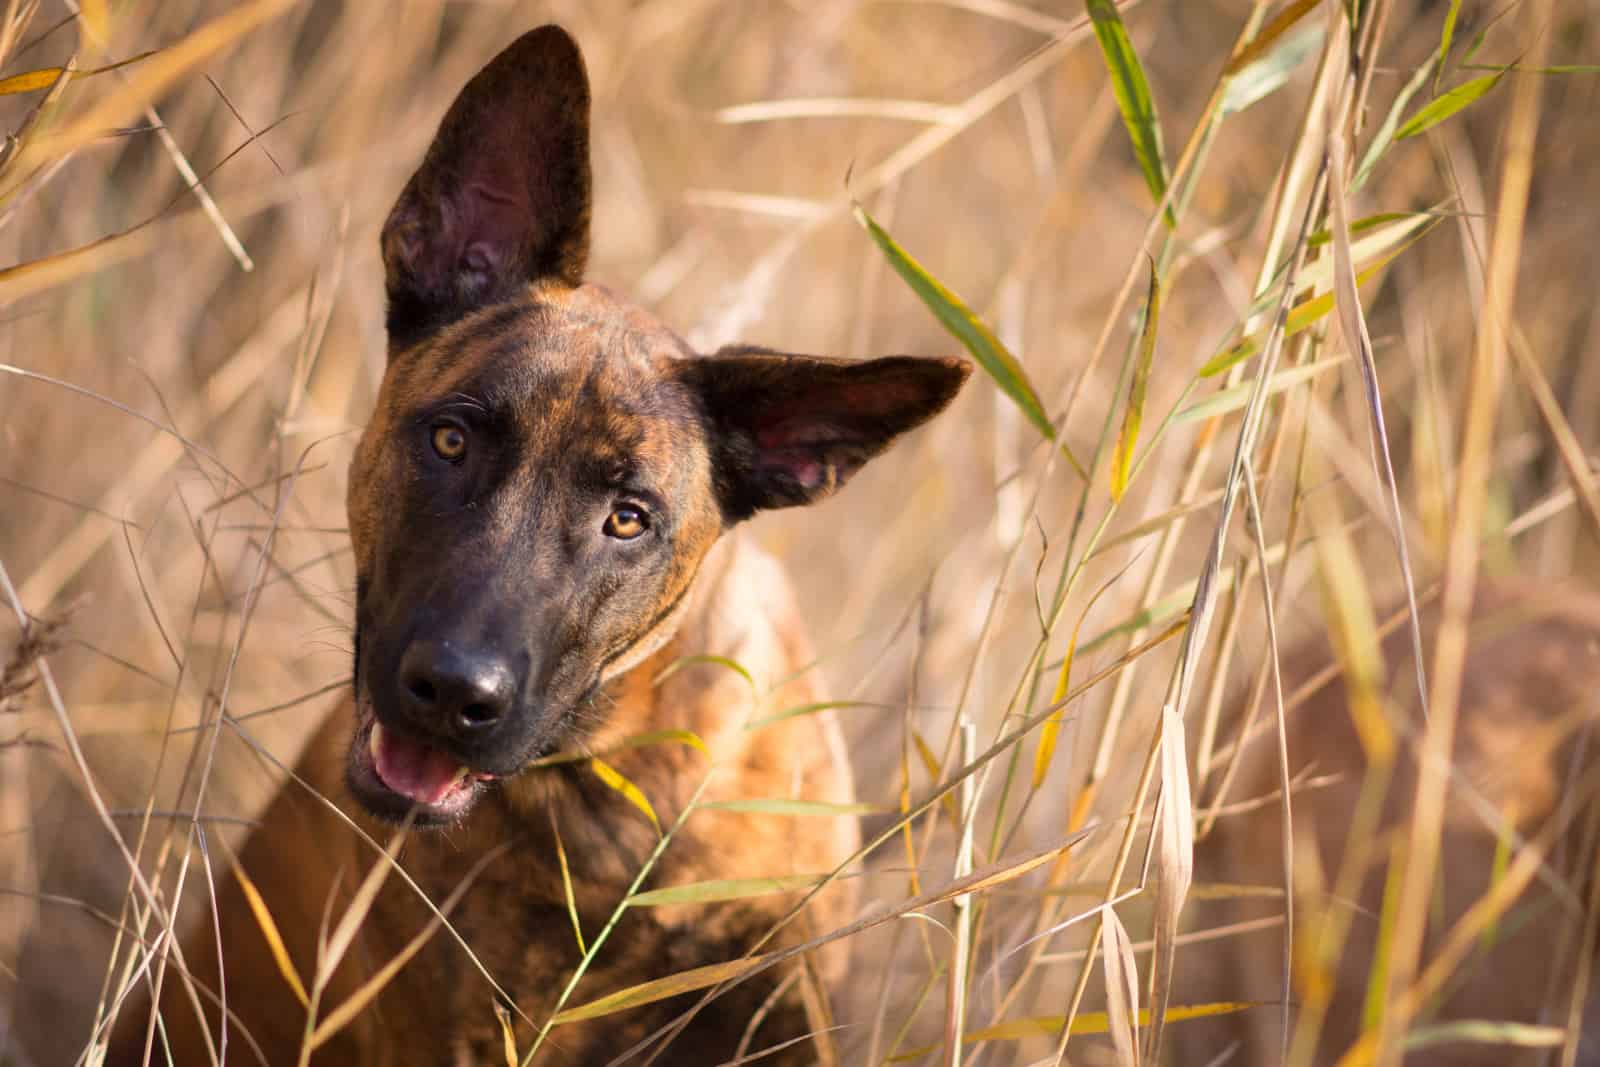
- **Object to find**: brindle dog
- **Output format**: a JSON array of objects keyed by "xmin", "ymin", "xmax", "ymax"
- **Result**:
[{"xmin": 109, "ymin": 25, "xmax": 968, "ymax": 1066}]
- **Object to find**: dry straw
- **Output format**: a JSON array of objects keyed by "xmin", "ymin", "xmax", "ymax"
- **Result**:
[{"xmin": 1, "ymin": 1, "xmax": 1596, "ymax": 1064}]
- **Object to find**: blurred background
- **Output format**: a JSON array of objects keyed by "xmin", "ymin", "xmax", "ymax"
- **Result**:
[{"xmin": 2, "ymin": 0, "xmax": 1597, "ymax": 1064}]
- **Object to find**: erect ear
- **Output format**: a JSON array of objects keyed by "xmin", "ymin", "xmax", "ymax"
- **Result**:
[
  {"xmin": 381, "ymin": 25, "xmax": 591, "ymax": 347},
  {"xmin": 680, "ymin": 348, "xmax": 972, "ymax": 521}
]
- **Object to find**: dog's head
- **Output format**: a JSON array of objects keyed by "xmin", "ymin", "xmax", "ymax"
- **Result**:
[{"xmin": 346, "ymin": 26, "xmax": 970, "ymax": 824}]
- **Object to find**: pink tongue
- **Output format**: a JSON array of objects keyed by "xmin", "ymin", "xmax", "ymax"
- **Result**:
[{"xmin": 373, "ymin": 728, "xmax": 465, "ymax": 805}]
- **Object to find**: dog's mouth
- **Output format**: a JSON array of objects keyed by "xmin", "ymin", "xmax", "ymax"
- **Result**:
[{"xmin": 347, "ymin": 697, "xmax": 498, "ymax": 825}]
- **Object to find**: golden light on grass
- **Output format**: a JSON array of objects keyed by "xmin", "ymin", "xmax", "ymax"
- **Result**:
[{"xmin": 2, "ymin": 1, "xmax": 1597, "ymax": 1064}]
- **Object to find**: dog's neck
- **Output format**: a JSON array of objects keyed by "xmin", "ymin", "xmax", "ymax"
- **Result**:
[{"xmin": 472, "ymin": 527, "xmax": 843, "ymax": 888}]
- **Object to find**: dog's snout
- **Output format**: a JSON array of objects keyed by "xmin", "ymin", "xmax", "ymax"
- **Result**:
[{"xmin": 398, "ymin": 640, "xmax": 516, "ymax": 737}]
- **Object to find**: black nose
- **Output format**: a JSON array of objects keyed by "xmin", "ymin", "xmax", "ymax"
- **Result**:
[{"xmin": 397, "ymin": 639, "xmax": 515, "ymax": 737}]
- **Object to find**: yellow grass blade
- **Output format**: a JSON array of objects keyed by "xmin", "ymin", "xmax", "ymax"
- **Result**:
[
  {"xmin": 0, "ymin": 52, "xmax": 156, "ymax": 95},
  {"xmin": 550, "ymin": 955, "xmax": 771, "ymax": 1025},
  {"xmin": 551, "ymin": 815, "xmax": 586, "ymax": 954},
  {"xmin": 77, "ymin": 0, "xmax": 112, "ymax": 46},
  {"xmin": 1033, "ymin": 563, "xmax": 1132, "ymax": 788},
  {"xmin": 887, "ymin": 1002, "xmax": 1260, "ymax": 1060},
  {"xmin": 12, "ymin": 0, "xmax": 295, "ymax": 177},
  {"xmin": 1195, "ymin": 212, "xmax": 1436, "ymax": 357},
  {"xmin": 1109, "ymin": 261, "xmax": 1161, "ymax": 502},
  {"xmin": 309, "ymin": 846, "xmax": 498, "ymax": 1050},
  {"xmin": 913, "ymin": 728, "xmax": 961, "ymax": 821},
  {"xmin": 1308, "ymin": 487, "xmax": 1392, "ymax": 764},
  {"xmin": 495, "ymin": 1000, "xmax": 519, "ymax": 1067},
  {"xmin": 224, "ymin": 847, "xmax": 308, "ymax": 1008},
  {"xmin": 318, "ymin": 820, "xmax": 410, "ymax": 986},
  {"xmin": 589, "ymin": 758, "xmax": 661, "ymax": 835}
]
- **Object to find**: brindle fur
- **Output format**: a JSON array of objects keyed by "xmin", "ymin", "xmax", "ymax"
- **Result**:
[
  {"xmin": 110, "ymin": 26, "xmax": 967, "ymax": 1066},
  {"xmin": 1174, "ymin": 581, "xmax": 1600, "ymax": 1065}
]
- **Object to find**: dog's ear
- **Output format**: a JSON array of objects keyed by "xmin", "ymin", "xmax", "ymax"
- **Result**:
[
  {"xmin": 681, "ymin": 349, "xmax": 971, "ymax": 520},
  {"xmin": 381, "ymin": 25, "xmax": 591, "ymax": 347}
]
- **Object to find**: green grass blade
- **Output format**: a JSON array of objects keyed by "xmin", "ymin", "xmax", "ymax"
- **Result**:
[
  {"xmin": 744, "ymin": 700, "xmax": 876, "ymax": 731},
  {"xmin": 853, "ymin": 203, "xmax": 1056, "ymax": 442},
  {"xmin": 1221, "ymin": 19, "xmax": 1323, "ymax": 115},
  {"xmin": 1223, "ymin": 0, "xmax": 1319, "ymax": 75},
  {"xmin": 1200, "ymin": 213, "xmax": 1439, "ymax": 379},
  {"xmin": 530, "ymin": 727, "xmax": 706, "ymax": 767},
  {"xmin": 1086, "ymin": 0, "xmax": 1172, "ymax": 226},
  {"xmin": 651, "ymin": 653, "xmax": 755, "ymax": 690},
  {"xmin": 550, "ymin": 956, "xmax": 769, "ymax": 1025},
  {"xmin": 1361, "ymin": 841, "xmax": 1405, "ymax": 1033},
  {"xmin": 1482, "ymin": 814, "xmax": 1513, "ymax": 950},
  {"xmin": 627, "ymin": 874, "xmax": 826, "ymax": 908},
  {"xmin": 1403, "ymin": 1021, "xmax": 1567, "ymax": 1051},
  {"xmin": 1109, "ymin": 261, "xmax": 1161, "ymax": 502},
  {"xmin": 1504, "ymin": 64, "xmax": 1600, "ymax": 74},
  {"xmin": 1395, "ymin": 71, "xmax": 1506, "ymax": 140},
  {"xmin": 1433, "ymin": 0, "xmax": 1464, "ymax": 94},
  {"xmin": 1307, "ymin": 211, "xmax": 1421, "ymax": 247},
  {"xmin": 1198, "ymin": 338, "xmax": 1257, "ymax": 379},
  {"xmin": 1175, "ymin": 357, "xmax": 1347, "ymax": 426}
]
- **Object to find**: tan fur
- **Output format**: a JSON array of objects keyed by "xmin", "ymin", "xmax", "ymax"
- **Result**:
[{"xmin": 1175, "ymin": 580, "xmax": 1600, "ymax": 1065}]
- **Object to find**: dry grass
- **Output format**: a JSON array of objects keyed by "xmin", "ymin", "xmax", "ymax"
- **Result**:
[{"xmin": 1, "ymin": 0, "xmax": 1598, "ymax": 1064}]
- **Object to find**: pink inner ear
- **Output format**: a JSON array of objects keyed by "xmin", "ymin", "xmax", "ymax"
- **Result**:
[
  {"xmin": 755, "ymin": 410, "xmax": 853, "ymax": 449},
  {"xmin": 765, "ymin": 451, "xmax": 829, "ymax": 491},
  {"xmin": 752, "ymin": 381, "xmax": 916, "ymax": 448},
  {"xmin": 454, "ymin": 175, "xmax": 530, "ymax": 267},
  {"xmin": 740, "ymin": 373, "xmax": 937, "ymax": 495},
  {"xmin": 754, "ymin": 417, "xmax": 847, "ymax": 492}
]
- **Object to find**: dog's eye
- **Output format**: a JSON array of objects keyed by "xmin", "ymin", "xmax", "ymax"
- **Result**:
[
  {"xmin": 430, "ymin": 422, "xmax": 468, "ymax": 462},
  {"xmin": 603, "ymin": 506, "xmax": 648, "ymax": 540}
]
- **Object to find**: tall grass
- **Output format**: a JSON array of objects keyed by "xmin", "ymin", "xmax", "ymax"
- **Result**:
[{"xmin": 1, "ymin": 1, "xmax": 1597, "ymax": 1064}]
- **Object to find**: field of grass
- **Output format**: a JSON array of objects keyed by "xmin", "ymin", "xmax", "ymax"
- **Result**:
[{"xmin": 2, "ymin": 0, "xmax": 1598, "ymax": 1064}]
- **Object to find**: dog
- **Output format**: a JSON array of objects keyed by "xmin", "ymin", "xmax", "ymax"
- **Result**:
[
  {"xmin": 1174, "ymin": 580, "xmax": 1600, "ymax": 1065},
  {"xmin": 107, "ymin": 24, "xmax": 969, "ymax": 1065}
]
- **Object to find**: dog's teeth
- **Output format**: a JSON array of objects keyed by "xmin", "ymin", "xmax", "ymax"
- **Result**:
[{"xmin": 369, "ymin": 720, "xmax": 384, "ymax": 762}]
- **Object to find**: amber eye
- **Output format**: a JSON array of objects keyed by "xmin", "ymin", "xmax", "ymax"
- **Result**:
[
  {"xmin": 603, "ymin": 506, "xmax": 648, "ymax": 540},
  {"xmin": 430, "ymin": 422, "xmax": 467, "ymax": 462}
]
